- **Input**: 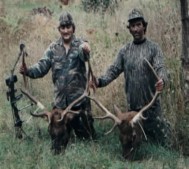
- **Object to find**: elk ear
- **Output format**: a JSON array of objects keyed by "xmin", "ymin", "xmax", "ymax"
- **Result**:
[{"xmin": 113, "ymin": 104, "xmax": 122, "ymax": 118}]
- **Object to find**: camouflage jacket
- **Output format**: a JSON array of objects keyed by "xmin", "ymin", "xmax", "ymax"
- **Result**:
[
  {"xmin": 98, "ymin": 38, "xmax": 168, "ymax": 111},
  {"xmin": 27, "ymin": 35, "xmax": 89, "ymax": 109}
]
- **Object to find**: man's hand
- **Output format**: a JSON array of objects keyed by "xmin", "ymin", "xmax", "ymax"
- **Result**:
[
  {"xmin": 89, "ymin": 76, "xmax": 99, "ymax": 91},
  {"xmin": 19, "ymin": 64, "xmax": 28, "ymax": 75},
  {"xmin": 81, "ymin": 42, "xmax": 91, "ymax": 54},
  {"xmin": 155, "ymin": 79, "xmax": 164, "ymax": 92}
]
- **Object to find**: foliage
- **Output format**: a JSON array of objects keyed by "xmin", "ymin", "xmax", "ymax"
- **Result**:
[
  {"xmin": 81, "ymin": 0, "xmax": 119, "ymax": 13},
  {"xmin": 1, "ymin": 0, "xmax": 189, "ymax": 168}
]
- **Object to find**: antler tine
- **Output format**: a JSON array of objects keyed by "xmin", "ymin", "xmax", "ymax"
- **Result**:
[
  {"xmin": 59, "ymin": 88, "xmax": 89, "ymax": 121},
  {"xmin": 88, "ymin": 96, "xmax": 121, "ymax": 134},
  {"xmin": 104, "ymin": 123, "xmax": 118, "ymax": 135},
  {"xmin": 144, "ymin": 58, "xmax": 159, "ymax": 81},
  {"xmin": 131, "ymin": 91, "xmax": 160, "ymax": 127},
  {"xmin": 20, "ymin": 88, "xmax": 54, "ymax": 124},
  {"xmin": 57, "ymin": 110, "xmax": 80, "ymax": 122},
  {"xmin": 20, "ymin": 88, "xmax": 45, "ymax": 110},
  {"xmin": 30, "ymin": 111, "xmax": 52, "ymax": 124},
  {"xmin": 88, "ymin": 96, "xmax": 121, "ymax": 124},
  {"xmin": 67, "ymin": 110, "xmax": 80, "ymax": 114}
]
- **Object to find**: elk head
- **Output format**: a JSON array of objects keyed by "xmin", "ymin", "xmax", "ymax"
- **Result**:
[
  {"xmin": 89, "ymin": 88, "xmax": 160, "ymax": 159},
  {"xmin": 30, "ymin": 108, "xmax": 79, "ymax": 154},
  {"xmin": 113, "ymin": 105, "xmax": 144, "ymax": 159}
]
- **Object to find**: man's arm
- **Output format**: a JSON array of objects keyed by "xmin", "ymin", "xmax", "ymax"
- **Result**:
[
  {"xmin": 20, "ymin": 48, "xmax": 52, "ymax": 79},
  {"xmin": 79, "ymin": 41, "xmax": 91, "ymax": 62},
  {"xmin": 97, "ymin": 47, "xmax": 125, "ymax": 87},
  {"xmin": 153, "ymin": 44, "xmax": 169, "ymax": 89}
]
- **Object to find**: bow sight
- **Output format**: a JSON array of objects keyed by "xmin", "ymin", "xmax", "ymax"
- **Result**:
[{"xmin": 6, "ymin": 73, "xmax": 23, "ymax": 138}]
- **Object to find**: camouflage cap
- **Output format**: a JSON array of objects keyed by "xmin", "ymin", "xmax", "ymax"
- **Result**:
[
  {"xmin": 59, "ymin": 12, "xmax": 74, "ymax": 26},
  {"xmin": 128, "ymin": 8, "xmax": 144, "ymax": 22}
]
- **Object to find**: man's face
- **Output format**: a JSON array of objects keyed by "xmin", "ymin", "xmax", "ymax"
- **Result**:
[
  {"xmin": 129, "ymin": 20, "xmax": 145, "ymax": 41},
  {"xmin": 59, "ymin": 24, "xmax": 74, "ymax": 43}
]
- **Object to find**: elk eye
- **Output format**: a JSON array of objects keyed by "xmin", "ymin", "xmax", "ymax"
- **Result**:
[{"xmin": 132, "ymin": 131, "xmax": 136, "ymax": 141}]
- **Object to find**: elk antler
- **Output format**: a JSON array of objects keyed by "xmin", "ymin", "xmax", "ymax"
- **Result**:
[
  {"xmin": 144, "ymin": 58, "xmax": 159, "ymax": 81},
  {"xmin": 20, "ymin": 88, "xmax": 45, "ymax": 110},
  {"xmin": 130, "ymin": 90, "xmax": 160, "ymax": 127},
  {"xmin": 58, "ymin": 89, "xmax": 89, "ymax": 122},
  {"xmin": 58, "ymin": 59, "xmax": 121, "ymax": 134},
  {"xmin": 30, "ymin": 111, "xmax": 52, "ymax": 124},
  {"xmin": 21, "ymin": 59, "xmax": 93, "ymax": 123},
  {"xmin": 20, "ymin": 88, "xmax": 53, "ymax": 123},
  {"xmin": 88, "ymin": 96, "xmax": 121, "ymax": 135},
  {"xmin": 58, "ymin": 56, "xmax": 103, "ymax": 121},
  {"xmin": 130, "ymin": 58, "xmax": 161, "ymax": 127},
  {"xmin": 58, "ymin": 60, "xmax": 92, "ymax": 122}
]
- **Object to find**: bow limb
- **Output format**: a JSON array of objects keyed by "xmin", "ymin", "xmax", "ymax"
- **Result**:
[{"xmin": 22, "ymin": 48, "xmax": 27, "ymax": 89}]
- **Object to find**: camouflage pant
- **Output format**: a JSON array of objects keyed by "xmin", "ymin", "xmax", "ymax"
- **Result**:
[{"xmin": 143, "ymin": 106, "xmax": 173, "ymax": 148}]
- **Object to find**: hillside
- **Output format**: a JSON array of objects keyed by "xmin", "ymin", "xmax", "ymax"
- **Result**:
[{"xmin": 0, "ymin": 0, "xmax": 189, "ymax": 168}]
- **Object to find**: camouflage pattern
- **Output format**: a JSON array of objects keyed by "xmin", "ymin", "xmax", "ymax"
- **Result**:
[
  {"xmin": 59, "ymin": 12, "xmax": 74, "ymax": 26},
  {"xmin": 98, "ymin": 38, "xmax": 173, "ymax": 147},
  {"xmin": 128, "ymin": 8, "xmax": 145, "ymax": 22},
  {"xmin": 27, "ymin": 35, "xmax": 89, "ymax": 109}
]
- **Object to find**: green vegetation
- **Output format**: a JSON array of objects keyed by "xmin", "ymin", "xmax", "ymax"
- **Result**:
[
  {"xmin": 0, "ymin": 120, "xmax": 188, "ymax": 169},
  {"xmin": 0, "ymin": 0, "xmax": 189, "ymax": 168}
]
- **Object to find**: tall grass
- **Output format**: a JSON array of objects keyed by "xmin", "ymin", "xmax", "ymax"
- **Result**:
[{"xmin": 0, "ymin": 0, "xmax": 189, "ymax": 168}]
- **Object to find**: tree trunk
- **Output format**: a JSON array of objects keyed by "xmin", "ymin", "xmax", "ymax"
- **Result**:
[{"xmin": 180, "ymin": 0, "xmax": 189, "ymax": 110}]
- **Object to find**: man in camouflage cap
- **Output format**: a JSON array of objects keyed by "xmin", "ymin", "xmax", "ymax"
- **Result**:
[
  {"xmin": 94, "ymin": 8, "xmax": 173, "ymax": 152},
  {"xmin": 128, "ymin": 8, "xmax": 145, "ymax": 21},
  {"xmin": 59, "ymin": 11, "xmax": 75, "ymax": 32},
  {"xmin": 20, "ymin": 11, "xmax": 96, "ymax": 140}
]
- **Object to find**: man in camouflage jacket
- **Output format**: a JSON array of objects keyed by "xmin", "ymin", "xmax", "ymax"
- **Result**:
[
  {"xmin": 20, "ymin": 12, "xmax": 96, "ymax": 139},
  {"xmin": 95, "ymin": 8, "xmax": 172, "ymax": 147}
]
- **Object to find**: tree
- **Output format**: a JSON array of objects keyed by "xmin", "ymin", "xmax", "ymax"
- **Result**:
[{"xmin": 180, "ymin": 0, "xmax": 189, "ymax": 111}]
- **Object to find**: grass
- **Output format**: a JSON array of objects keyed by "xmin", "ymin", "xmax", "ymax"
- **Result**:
[
  {"xmin": 0, "ymin": 0, "xmax": 189, "ymax": 168},
  {"xmin": 0, "ymin": 119, "xmax": 188, "ymax": 169}
]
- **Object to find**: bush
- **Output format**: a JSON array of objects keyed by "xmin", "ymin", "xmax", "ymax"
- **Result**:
[{"xmin": 81, "ymin": 0, "xmax": 119, "ymax": 13}]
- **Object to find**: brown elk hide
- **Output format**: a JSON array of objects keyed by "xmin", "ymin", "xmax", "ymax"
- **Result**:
[{"xmin": 114, "ymin": 105, "xmax": 138, "ymax": 124}]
